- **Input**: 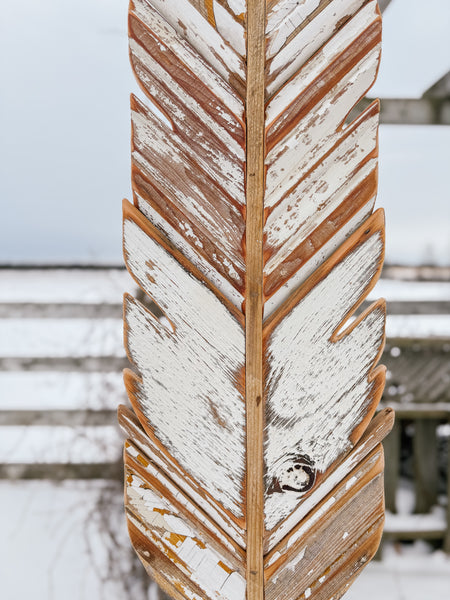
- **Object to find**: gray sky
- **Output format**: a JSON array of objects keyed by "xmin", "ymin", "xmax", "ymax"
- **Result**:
[{"xmin": 0, "ymin": 0, "xmax": 449, "ymax": 265}]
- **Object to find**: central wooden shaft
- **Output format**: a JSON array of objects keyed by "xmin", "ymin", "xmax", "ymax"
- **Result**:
[{"xmin": 245, "ymin": 2, "xmax": 266, "ymax": 599}]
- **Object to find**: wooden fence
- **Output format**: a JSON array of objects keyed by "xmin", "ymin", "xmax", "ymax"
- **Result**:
[{"xmin": 0, "ymin": 268, "xmax": 449, "ymax": 590}]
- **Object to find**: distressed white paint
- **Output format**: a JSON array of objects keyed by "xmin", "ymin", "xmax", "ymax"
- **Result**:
[
  {"xmin": 213, "ymin": 1, "xmax": 246, "ymax": 56},
  {"xmin": 131, "ymin": 88, "xmax": 244, "ymax": 206},
  {"xmin": 266, "ymin": 1, "xmax": 379, "ymax": 124},
  {"xmin": 266, "ymin": 0, "xmax": 320, "ymax": 34},
  {"xmin": 131, "ymin": 39, "xmax": 244, "ymax": 162},
  {"xmin": 120, "ymin": 411, "xmax": 246, "ymax": 547},
  {"xmin": 130, "ymin": 39, "xmax": 245, "ymax": 162},
  {"xmin": 125, "ymin": 441, "xmax": 241, "ymax": 556},
  {"xmin": 124, "ymin": 217, "xmax": 245, "ymax": 517},
  {"xmin": 131, "ymin": 0, "xmax": 244, "ymax": 117},
  {"xmin": 266, "ymin": 48, "xmax": 380, "ymax": 208},
  {"xmin": 132, "ymin": 98, "xmax": 245, "ymax": 282},
  {"xmin": 138, "ymin": 0, "xmax": 246, "ymax": 83},
  {"xmin": 227, "ymin": 0, "xmax": 245, "ymax": 16},
  {"xmin": 136, "ymin": 193, "xmax": 244, "ymax": 309},
  {"xmin": 264, "ymin": 199, "xmax": 375, "ymax": 318},
  {"xmin": 265, "ymin": 115, "xmax": 378, "ymax": 272},
  {"xmin": 267, "ymin": 0, "xmax": 368, "ymax": 93},
  {"xmin": 265, "ymin": 231, "xmax": 384, "ymax": 529},
  {"xmin": 127, "ymin": 472, "xmax": 246, "ymax": 600}
]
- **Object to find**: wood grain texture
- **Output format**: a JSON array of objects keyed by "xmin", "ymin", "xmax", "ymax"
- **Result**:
[{"xmin": 120, "ymin": 1, "xmax": 390, "ymax": 598}]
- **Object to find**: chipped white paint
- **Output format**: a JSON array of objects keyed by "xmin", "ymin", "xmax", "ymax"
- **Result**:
[
  {"xmin": 130, "ymin": 39, "xmax": 245, "ymax": 162},
  {"xmin": 267, "ymin": 0, "xmax": 368, "ymax": 93},
  {"xmin": 264, "ymin": 199, "xmax": 375, "ymax": 318},
  {"xmin": 124, "ymin": 217, "xmax": 245, "ymax": 517},
  {"xmin": 131, "ymin": 0, "xmax": 244, "ymax": 118},
  {"xmin": 132, "ymin": 98, "xmax": 245, "ymax": 282},
  {"xmin": 266, "ymin": 49, "xmax": 380, "ymax": 208},
  {"xmin": 264, "ymin": 115, "xmax": 378, "ymax": 273},
  {"xmin": 121, "ymin": 411, "xmax": 246, "ymax": 547},
  {"xmin": 345, "ymin": 476, "xmax": 358, "ymax": 490},
  {"xmin": 213, "ymin": 1, "xmax": 246, "ymax": 56},
  {"xmin": 127, "ymin": 471, "xmax": 246, "ymax": 600},
  {"xmin": 125, "ymin": 441, "xmax": 240, "ymax": 555},
  {"xmin": 305, "ymin": 588, "xmax": 312, "ymax": 598},
  {"xmin": 342, "ymin": 531, "xmax": 349, "ymax": 539},
  {"xmin": 266, "ymin": 1, "xmax": 379, "ymax": 124},
  {"xmin": 137, "ymin": 0, "xmax": 245, "ymax": 83},
  {"xmin": 136, "ymin": 194, "xmax": 244, "ymax": 309},
  {"xmin": 265, "ymin": 232, "xmax": 384, "ymax": 529},
  {"xmin": 266, "ymin": 0, "xmax": 320, "ymax": 35},
  {"xmin": 266, "ymin": 550, "xmax": 282, "ymax": 568},
  {"xmin": 131, "ymin": 88, "xmax": 244, "ymax": 205},
  {"xmin": 227, "ymin": 0, "xmax": 245, "ymax": 16},
  {"xmin": 288, "ymin": 546, "xmax": 306, "ymax": 568}
]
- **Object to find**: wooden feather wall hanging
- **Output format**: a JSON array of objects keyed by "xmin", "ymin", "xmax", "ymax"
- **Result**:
[{"xmin": 119, "ymin": 1, "xmax": 395, "ymax": 598}]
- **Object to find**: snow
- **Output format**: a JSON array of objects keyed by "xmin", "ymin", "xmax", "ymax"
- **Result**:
[
  {"xmin": 386, "ymin": 315, "xmax": 450, "ymax": 338},
  {"xmin": 0, "ymin": 372, "xmax": 125, "ymax": 410},
  {"xmin": 0, "ymin": 480, "xmax": 153, "ymax": 600},
  {"xmin": 0, "ymin": 426, "xmax": 121, "ymax": 464},
  {"xmin": 0, "ymin": 318, "xmax": 124, "ymax": 358},
  {"xmin": 344, "ymin": 541, "xmax": 450, "ymax": 600},
  {"xmin": 0, "ymin": 269, "xmax": 134, "ymax": 303},
  {"xmin": 369, "ymin": 279, "xmax": 450, "ymax": 302}
]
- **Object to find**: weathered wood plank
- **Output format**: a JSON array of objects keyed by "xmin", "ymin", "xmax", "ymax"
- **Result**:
[
  {"xmin": 263, "ymin": 213, "xmax": 385, "ymax": 532},
  {"xmin": 265, "ymin": 447, "xmax": 385, "ymax": 600},
  {"xmin": 265, "ymin": 408, "xmax": 394, "ymax": 551},
  {"xmin": 413, "ymin": 419, "xmax": 439, "ymax": 513},
  {"xmin": 245, "ymin": 1, "xmax": 266, "ymax": 598},
  {"xmin": 119, "ymin": 405, "xmax": 246, "ymax": 548},
  {"xmin": 123, "ymin": 203, "xmax": 246, "ymax": 520},
  {"xmin": 132, "ymin": 0, "xmax": 246, "ymax": 92}
]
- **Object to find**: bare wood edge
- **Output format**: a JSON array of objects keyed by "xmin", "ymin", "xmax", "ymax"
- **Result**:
[
  {"xmin": 265, "ymin": 407, "xmax": 394, "ymax": 550},
  {"xmin": 245, "ymin": 2, "xmax": 266, "ymax": 598}
]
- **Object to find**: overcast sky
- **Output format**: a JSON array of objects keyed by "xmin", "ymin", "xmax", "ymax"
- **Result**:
[{"xmin": 0, "ymin": 0, "xmax": 449, "ymax": 265}]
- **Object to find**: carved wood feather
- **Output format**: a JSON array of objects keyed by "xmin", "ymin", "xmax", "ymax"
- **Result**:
[{"xmin": 119, "ymin": 1, "xmax": 394, "ymax": 598}]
